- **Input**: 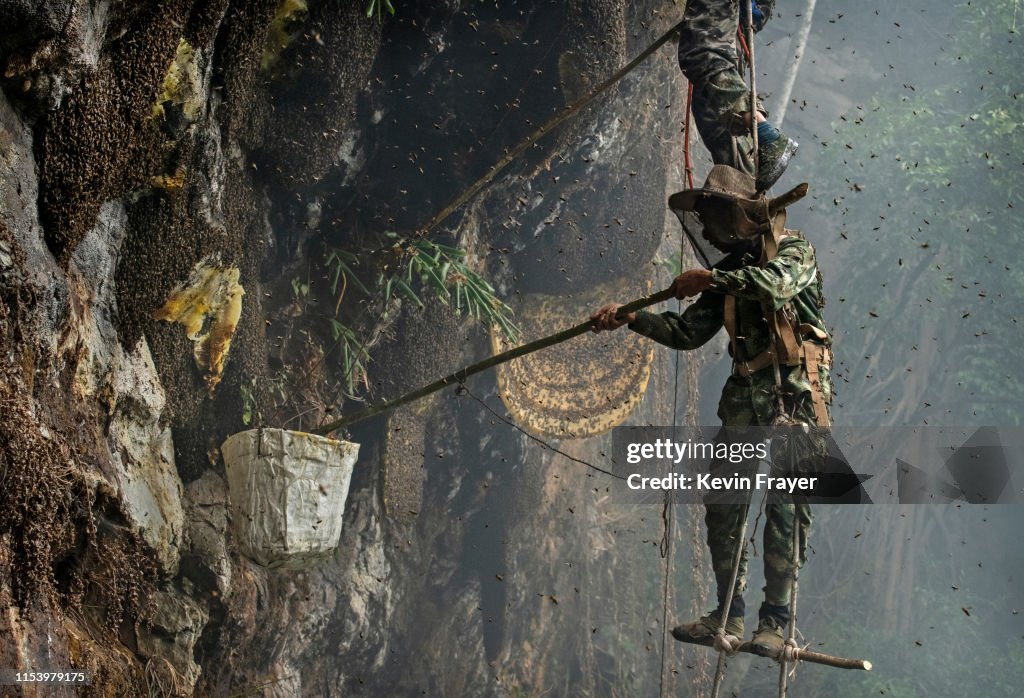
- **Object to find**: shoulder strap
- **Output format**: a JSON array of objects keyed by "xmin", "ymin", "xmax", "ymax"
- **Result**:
[{"xmin": 760, "ymin": 211, "xmax": 802, "ymax": 363}]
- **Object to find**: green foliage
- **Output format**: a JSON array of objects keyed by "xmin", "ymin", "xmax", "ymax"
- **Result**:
[
  {"xmin": 808, "ymin": 0, "xmax": 1024, "ymax": 425},
  {"xmin": 240, "ymin": 374, "xmax": 288, "ymax": 427},
  {"xmin": 326, "ymin": 248, "xmax": 369, "ymax": 298},
  {"xmin": 320, "ymin": 235, "xmax": 518, "ymax": 399},
  {"xmin": 391, "ymin": 234, "xmax": 520, "ymax": 342},
  {"xmin": 327, "ymin": 318, "xmax": 371, "ymax": 395},
  {"xmin": 291, "ymin": 275, "xmax": 310, "ymax": 299},
  {"xmin": 327, "ymin": 234, "xmax": 520, "ymax": 343},
  {"xmin": 240, "ymin": 380, "xmax": 256, "ymax": 426},
  {"xmin": 365, "ymin": 0, "xmax": 395, "ymax": 22}
]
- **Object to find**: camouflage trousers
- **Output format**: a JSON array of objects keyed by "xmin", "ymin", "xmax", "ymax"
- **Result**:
[
  {"xmin": 676, "ymin": 0, "xmax": 759, "ymax": 173},
  {"xmin": 704, "ymin": 374, "xmax": 824, "ymax": 609}
]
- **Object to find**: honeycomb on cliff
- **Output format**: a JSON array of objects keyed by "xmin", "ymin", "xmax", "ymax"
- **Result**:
[
  {"xmin": 491, "ymin": 275, "xmax": 654, "ymax": 438},
  {"xmin": 153, "ymin": 258, "xmax": 244, "ymax": 396},
  {"xmin": 152, "ymin": 38, "xmax": 202, "ymax": 126}
]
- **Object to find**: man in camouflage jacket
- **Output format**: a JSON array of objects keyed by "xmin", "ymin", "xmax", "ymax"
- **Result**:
[
  {"xmin": 591, "ymin": 164, "xmax": 832, "ymax": 655},
  {"xmin": 677, "ymin": 0, "xmax": 798, "ymax": 191}
]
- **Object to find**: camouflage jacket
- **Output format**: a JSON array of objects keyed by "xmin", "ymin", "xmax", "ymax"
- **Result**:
[{"xmin": 629, "ymin": 231, "xmax": 832, "ymax": 425}]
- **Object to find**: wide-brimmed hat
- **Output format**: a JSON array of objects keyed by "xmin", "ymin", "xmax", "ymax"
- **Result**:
[
  {"xmin": 669, "ymin": 165, "xmax": 809, "ymax": 238},
  {"xmin": 669, "ymin": 164, "xmax": 762, "ymax": 215},
  {"xmin": 667, "ymin": 160, "xmax": 765, "ymax": 224},
  {"xmin": 668, "ymin": 165, "xmax": 809, "ymax": 265}
]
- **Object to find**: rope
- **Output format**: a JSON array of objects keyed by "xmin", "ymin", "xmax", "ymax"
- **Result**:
[
  {"xmin": 745, "ymin": 6, "xmax": 759, "ymax": 173},
  {"xmin": 458, "ymin": 382, "xmax": 628, "ymax": 482},
  {"xmin": 743, "ymin": 10, "xmax": 808, "ymax": 694},
  {"xmin": 780, "ymin": 638, "xmax": 807, "ymax": 665},
  {"xmin": 710, "ymin": 4, "xmax": 766, "ymax": 696},
  {"xmin": 675, "ymin": 633, "xmax": 870, "ymax": 671},
  {"xmin": 775, "ymin": 0, "xmax": 818, "ymax": 128},
  {"xmin": 742, "ymin": 3, "xmax": 807, "ymax": 694},
  {"xmin": 736, "ymin": 27, "xmax": 751, "ymax": 64},
  {"xmin": 410, "ymin": 23, "xmax": 682, "ymax": 245},
  {"xmin": 709, "ymin": 514, "xmax": 748, "ymax": 698},
  {"xmin": 778, "ymin": 488, "xmax": 803, "ymax": 694},
  {"xmin": 318, "ymin": 22, "xmax": 688, "ymax": 434},
  {"xmin": 657, "ymin": 491, "xmax": 674, "ymax": 698},
  {"xmin": 657, "ymin": 160, "xmax": 692, "ymax": 696},
  {"xmin": 713, "ymin": 631, "xmax": 743, "ymax": 655},
  {"xmin": 320, "ymin": 20, "xmax": 684, "ymax": 418}
]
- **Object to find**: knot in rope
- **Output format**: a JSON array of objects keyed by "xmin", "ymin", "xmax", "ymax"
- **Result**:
[
  {"xmin": 713, "ymin": 630, "xmax": 742, "ymax": 655},
  {"xmin": 777, "ymin": 637, "xmax": 806, "ymax": 665}
]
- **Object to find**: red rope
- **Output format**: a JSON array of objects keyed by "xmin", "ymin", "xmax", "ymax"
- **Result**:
[{"xmin": 736, "ymin": 26, "xmax": 751, "ymax": 61}]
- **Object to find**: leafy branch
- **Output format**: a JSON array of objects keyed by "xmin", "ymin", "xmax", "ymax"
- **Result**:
[
  {"xmin": 327, "ymin": 234, "xmax": 520, "ymax": 343},
  {"xmin": 327, "ymin": 317, "xmax": 372, "ymax": 395},
  {"xmin": 322, "ymin": 234, "xmax": 520, "ymax": 398},
  {"xmin": 364, "ymin": 0, "xmax": 395, "ymax": 22}
]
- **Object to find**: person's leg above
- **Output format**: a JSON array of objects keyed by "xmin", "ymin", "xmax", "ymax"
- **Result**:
[{"xmin": 677, "ymin": 0, "xmax": 798, "ymax": 190}]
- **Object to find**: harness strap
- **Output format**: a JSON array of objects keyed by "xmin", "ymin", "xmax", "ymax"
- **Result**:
[
  {"xmin": 802, "ymin": 342, "xmax": 832, "ymax": 428},
  {"xmin": 724, "ymin": 293, "xmax": 801, "ymax": 369},
  {"xmin": 771, "ymin": 306, "xmax": 802, "ymax": 364},
  {"xmin": 731, "ymin": 346, "xmax": 793, "ymax": 377},
  {"xmin": 722, "ymin": 214, "xmax": 832, "ymax": 427},
  {"xmin": 731, "ymin": 342, "xmax": 832, "ymax": 427}
]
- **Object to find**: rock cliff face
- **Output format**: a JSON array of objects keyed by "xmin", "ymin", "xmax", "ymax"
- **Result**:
[{"xmin": 0, "ymin": 2, "xmax": 705, "ymax": 695}]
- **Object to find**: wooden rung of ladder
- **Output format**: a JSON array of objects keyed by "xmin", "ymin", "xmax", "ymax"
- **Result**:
[{"xmin": 674, "ymin": 635, "xmax": 872, "ymax": 672}]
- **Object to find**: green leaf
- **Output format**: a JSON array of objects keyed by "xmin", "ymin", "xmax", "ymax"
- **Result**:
[
  {"xmin": 329, "ymin": 262, "xmax": 341, "ymax": 295},
  {"xmin": 329, "ymin": 318, "xmax": 344, "ymax": 341},
  {"xmin": 396, "ymin": 277, "xmax": 423, "ymax": 306}
]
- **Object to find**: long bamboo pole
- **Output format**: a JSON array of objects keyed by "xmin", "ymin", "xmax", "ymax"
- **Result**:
[
  {"xmin": 313, "ymin": 287, "xmax": 674, "ymax": 435},
  {"xmin": 312, "ymin": 177, "xmax": 804, "ymax": 438},
  {"xmin": 311, "ymin": 23, "xmax": 683, "ymax": 436}
]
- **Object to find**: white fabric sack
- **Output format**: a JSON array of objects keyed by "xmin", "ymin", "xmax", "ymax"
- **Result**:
[{"xmin": 221, "ymin": 428, "xmax": 359, "ymax": 569}]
